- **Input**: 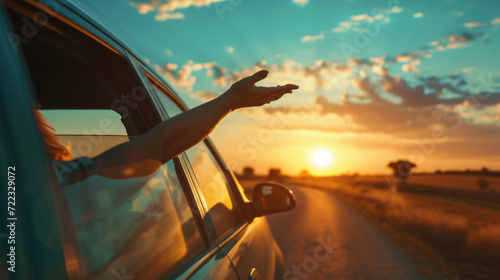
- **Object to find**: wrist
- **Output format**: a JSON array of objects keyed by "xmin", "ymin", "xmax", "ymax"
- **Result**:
[{"xmin": 219, "ymin": 88, "xmax": 239, "ymax": 112}]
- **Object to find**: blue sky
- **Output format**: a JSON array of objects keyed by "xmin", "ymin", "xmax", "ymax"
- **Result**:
[{"xmin": 70, "ymin": 0, "xmax": 500, "ymax": 175}]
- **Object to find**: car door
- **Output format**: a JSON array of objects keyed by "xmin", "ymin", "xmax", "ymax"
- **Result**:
[
  {"xmin": 185, "ymin": 141, "xmax": 284, "ymax": 280},
  {"xmin": 146, "ymin": 71, "xmax": 284, "ymax": 280}
]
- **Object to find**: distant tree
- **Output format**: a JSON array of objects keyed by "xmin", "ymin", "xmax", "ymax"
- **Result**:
[
  {"xmin": 481, "ymin": 167, "xmax": 490, "ymax": 174},
  {"xmin": 477, "ymin": 178, "xmax": 489, "ymax": 192},
  {"xmin": 435, "ymin": 169, "xmax": 442, "ymax": 174},
  {"xmin": 268, "ymin": 168, "xmax": 282, "ymax": 180},
  {"xmin": 242, "ymin": 166, "xmax": 255, "ymax": 178},
  {"xmin": 299, "ymin": 169, "xmax": 312, "ymax": 178},
  {"xmin": 387, "ymin": 160, "xmax": 416, "ymax": 191}
]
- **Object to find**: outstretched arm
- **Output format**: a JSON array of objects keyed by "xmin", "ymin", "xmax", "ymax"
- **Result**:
[{"xmin": 91, "ymin": 70, "xmax": 298, "ymax": 179}]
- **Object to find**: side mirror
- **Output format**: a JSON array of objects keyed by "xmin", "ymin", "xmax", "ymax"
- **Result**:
[{"xmin": 251, "ymin": 183, "xmax": 296, "ymax": 217}]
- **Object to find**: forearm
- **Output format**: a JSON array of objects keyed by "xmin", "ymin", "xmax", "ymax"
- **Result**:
[
  {"xmin": 143, "ymin": 92, "xmax": 235, "ymax": 162},
  {"xmin": 91, "ymin": 92, "xmax": 233, "ymax": 178}
]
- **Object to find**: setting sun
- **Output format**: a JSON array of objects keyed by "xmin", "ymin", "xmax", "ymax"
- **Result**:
[{"xmin": 311, "ymin": 148, "xmax": 335, "ymax": 168}]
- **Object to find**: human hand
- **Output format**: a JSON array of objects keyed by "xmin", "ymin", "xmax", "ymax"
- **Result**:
[{"xmin": 222, "ymin": 70, "xmax": 299, "ymax": 110}]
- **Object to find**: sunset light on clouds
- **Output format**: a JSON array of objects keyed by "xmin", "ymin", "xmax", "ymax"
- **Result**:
[{"xmin": 72, "ymin": 0, "xmax": 500, "ymax": 176}]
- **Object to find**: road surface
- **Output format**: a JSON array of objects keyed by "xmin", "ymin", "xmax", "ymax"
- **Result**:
[{"xmin": 266, "ymin": 183, "xmax": 441, "ymax": 280}]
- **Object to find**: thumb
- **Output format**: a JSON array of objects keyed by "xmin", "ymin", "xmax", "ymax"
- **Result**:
[{"xmin": 247, "ymin": 70, "xmax": 269, "ymax": 85}]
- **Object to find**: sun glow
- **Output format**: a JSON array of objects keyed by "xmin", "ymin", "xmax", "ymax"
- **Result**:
[{"xmin": 311, "ymin": 148, "xmax": 335, "ymax": 168}]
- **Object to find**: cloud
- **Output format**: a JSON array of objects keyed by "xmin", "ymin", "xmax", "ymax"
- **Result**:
[
  {"xmin": 200, "ymin": 54, "xmax": 500, "ymax": 143},
  {"xmin": 301, "ymin": 33, "xmax": 325, "ymax": 42},
  {"xmin": 402, "ymin": 60, "xmax": 421, "ymax": 73},
  {"xmin": 428, "ymin": 31, "xmax": 484, "ymax": 52},
  {"xmin": 132, "ymin": 0, "xmax": 225, "ymax": 21},
  {"xmin": 136, "ymin": 1, "xmax": 157, "ymax": 14},
  {"xmin": 413, "ymin": 12, "xmax": 423, "ymax": 18},
  {"xmin": 390, "ymin": 6, "xmax": 402, "ymax": 13},
  {"xmin": 246, "ymin": 59, "xmax": 500, "ymax": 132},
  {"xmin": 372, "ymin": 65, "xmax": 389, "ymax": 76},
  {"xmin": 394, "ymin": 54, "xmax": 414, "ymax": 63},
  {"xmin": 225, "ymin": 46, "xmax": 234, "ymax": 53},
  {"xmin": 331, "ymin": 5, "xmax": 402, "ymax": 33},
  {"xmin": 154, "ymin": 60, "xmax": 217, "ymax": 91},
  {"xmin": 165, "ymin": 49, "xmax": 173, "ymax": 56},
  {"xmin": 492, "ymin": 18, "xmax": 500, "ymax": 24},
  {"xmin": 293, "ymin": 0, "xmax": 308, "ymax": 6},
  {"xmin": 465, "ymin": 22, "xmax": 486, "ymax": 28},
  {"xmin": 370, "ymin": 57, "xmax": 386, "ymax": 64},
  {"xmin": 351, "ymin": 14, "xmax": 370, "ymax": 21},
  {"xmin": 155, "ymin": 12, "xmax": 184, "ymax": 21}
]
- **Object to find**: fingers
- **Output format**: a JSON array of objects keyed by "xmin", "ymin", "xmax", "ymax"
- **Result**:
[
  {"xmin": 260, "ymin": 84, "xmax": 299, "ymax": 95},
  {"xmin": 247, "ymin": 70, "xmax": 269, "ymax": 85},
  {"xmin": 283, "ymin": 84, "xmax": 299, "ymax": 90},
  {"xmin": 265, "ymin": 92, "xmax": 288, "ymax": 104}
]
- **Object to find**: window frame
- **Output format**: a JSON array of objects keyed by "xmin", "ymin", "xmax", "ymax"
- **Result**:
[{"xmin": 126, "ymin": 54, "xmax": 221, "ymax": 248}]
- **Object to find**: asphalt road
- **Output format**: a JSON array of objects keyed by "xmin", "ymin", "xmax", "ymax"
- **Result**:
[{"xmin": 266, "ymin": 183, "xmax": 441, "ymax": 280}]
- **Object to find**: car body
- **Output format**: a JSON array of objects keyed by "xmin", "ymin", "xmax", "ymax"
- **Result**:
[{"xmin": 0, "ymin": 0, "xmax": 295, "ymax": 279}]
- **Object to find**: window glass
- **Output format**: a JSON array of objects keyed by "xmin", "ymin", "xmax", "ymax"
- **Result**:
[
  {"xmin": 62, "ymin": 160, "xmax": 205, "ymax": 279},
  {"xmin": 186, "ymin": 142, "xmax": 243, "ymax": 238},
  {"xmin": 150, "ymin": 82, "xmax": 184, "ymax": 117}
]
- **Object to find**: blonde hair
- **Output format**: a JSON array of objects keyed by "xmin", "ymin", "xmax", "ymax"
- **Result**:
[{"xmin": 33, "ymin": 109, "xmax": 72, "ymax": 161}]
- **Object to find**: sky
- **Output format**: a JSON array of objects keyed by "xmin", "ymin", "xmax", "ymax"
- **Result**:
[{"xmin": 70, "ymin": 0, "xmax": 500, "ymax": 176}]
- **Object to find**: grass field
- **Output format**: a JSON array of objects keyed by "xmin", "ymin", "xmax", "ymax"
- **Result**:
[
  {"xmin": 356, "ymin": 174, "xmax": 500, "ymax": 192},
  {"xmin": 241, "ymin": 174, "xmax": 500, "ymax": 280}
]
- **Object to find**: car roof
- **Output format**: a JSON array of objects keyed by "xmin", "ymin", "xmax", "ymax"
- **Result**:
[{"xmin": 35, "ymin": 0, "xmax": 189, "ymax": 111}]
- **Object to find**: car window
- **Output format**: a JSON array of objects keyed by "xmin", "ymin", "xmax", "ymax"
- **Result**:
[
  {"xmin": 39, "ymin": 109, "xmax": 129, "ymax": 158},
  {"xmin": 61, "ymin": 160, "xmax": 206, "ymax": 279},
  {"xmin": 149, "ymin": 79, "xmax": 184, "ymax": 117},
  {"xmin": 7, "ymin": 5, "xmax": 206, "ymax": 279},
  {"xmin": 186, "ymin": 142, "xmax": 244, "ymax": 238}
]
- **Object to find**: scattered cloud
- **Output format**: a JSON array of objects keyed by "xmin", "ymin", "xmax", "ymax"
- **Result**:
[
  {"xmin": 492, "ymin": 18, "xmax": 500, "ymax": 24},
  {"xmin": 301, "ymin": 33, "xmax": 325, "ymax": 42},
  {"xmin": 293, "ymin": 0, "xmax": 308, "ymax": 6},
  {"xmin": 225, "ymin": 46, "xmax": 234, "ymax": 53},
  {"xmin": 402, "ymin": 60, "xmax": 421, "ymax": 73},
  {"xmin": 154, "ymin": 60, "xmax": 217, "ymax": 91},
  {"xmin": 465, "ymin": 22, "xmax": 486, "ymax": 28},
  {"xmin": 413, "ymin": 12, "xmax": 423, "ymax": 18},
  {"xmin": 257, "ymin": 71, "xmax": 500, "ymax": 137},
  {"xmin": 155, "ymin": 12, "xmax": 184, "ymax": 21},
  {"xmin": 351, "ymin": 14, "xmax": 370, "ymax": 21},
  {"xmin": 394, "ymin": 54, "xmax": 414, "ymax": 63},
  {"xmin": 332, "ymin": 6, "xmax": 401, "ymax": 33},
  {"xmin": 132, "ymin": 0, "xmax": 225, "ymax": 21},
  {"xmin": 428, "ymin": 31, "xmax": 485, "ymax": 52},
  {"xmin": 165, "ymin": 49, "xmax": 173, "ymax": 56}
]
